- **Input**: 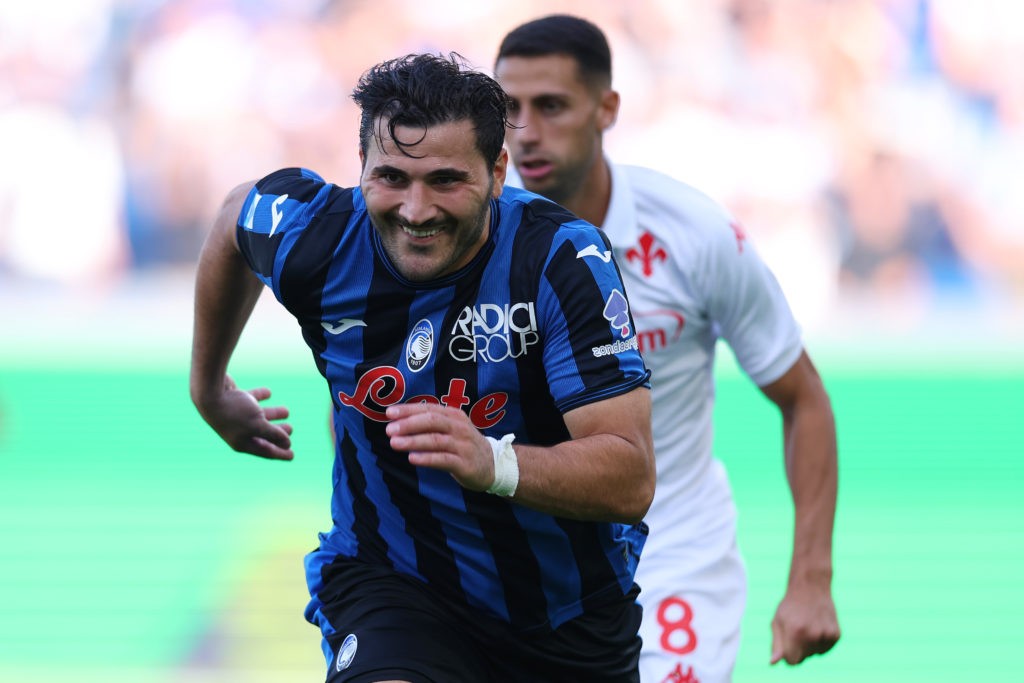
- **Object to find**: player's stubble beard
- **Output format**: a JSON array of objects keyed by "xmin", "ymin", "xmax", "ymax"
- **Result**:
[{"xmin": 519, "ymin": 145, "xmax": 596, "ymax": 210}]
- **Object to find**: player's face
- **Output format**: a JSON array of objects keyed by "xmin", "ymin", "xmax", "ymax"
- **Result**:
[
  {"xmin": 495, "ymin": 54, "xmax": 617, "ymax": 206},
  {"xmin": 360, "ymin": 118, "xmax": 507, "ymax": 282}
]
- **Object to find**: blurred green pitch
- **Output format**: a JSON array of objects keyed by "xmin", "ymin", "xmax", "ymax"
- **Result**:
[{"xmin": 1, "ymin": 352, "xmax": 1022, "ymax": 682}]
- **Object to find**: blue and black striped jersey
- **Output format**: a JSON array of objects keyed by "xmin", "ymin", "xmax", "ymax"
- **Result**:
[{"xmin": 237, "ymin": 167, "xmax": 650, "ymax": 632}]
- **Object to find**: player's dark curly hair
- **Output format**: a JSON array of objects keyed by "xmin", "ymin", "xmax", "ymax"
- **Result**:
[
  {"xmin": 496, "ymin": 14, "xmax": 612, "ymax": 90},
  {"xmin": 352, "ymin": 52, "xmax": 510, "ymax": 165}
]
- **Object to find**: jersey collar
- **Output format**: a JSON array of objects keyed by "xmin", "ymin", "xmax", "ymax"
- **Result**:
[{"xmin": 601, "ymin": 159, "xmax": 640, "ymax": 249}]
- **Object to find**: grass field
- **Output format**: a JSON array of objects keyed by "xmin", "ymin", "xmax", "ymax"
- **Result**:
[{"xmin": 2, "ymin": 285, "xmax": 1022, "ymax": 682}]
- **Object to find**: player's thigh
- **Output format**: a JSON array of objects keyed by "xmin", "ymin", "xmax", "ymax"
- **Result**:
[
  {"xmin": 636, "ymin": 552, "xmax": 746, "ymax": 683},
  {"xmin": 322, "ymin": 604, "xmax": 488, "ymax": 683},
  {"xmin": 315, "ymin": 559, "xmax": 490, "ymax": 683},
  {"xmin": 508, "ymin": 583, "xmax": 644, "ymax": 683}
]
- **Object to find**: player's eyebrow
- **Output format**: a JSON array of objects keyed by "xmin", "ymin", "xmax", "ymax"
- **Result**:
[
  {"xmin": 370, "ymin": 164, "xmax": 471, "ymax": 181},
  {"xmin": 533, "ymin": 92, "xmax": 569, "ymax": 103},
  {"xmin": 368, "ymin": 164, "xmax": 407, "ymax": 176},
  {"xmin": 424, "ymin": 168, "xmax": 471, "ymax": 181}
]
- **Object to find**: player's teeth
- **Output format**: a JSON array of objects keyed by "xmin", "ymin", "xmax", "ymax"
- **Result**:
[{"xmin": 403, "ymin": 226, "xmax": 440, "ymax": 238}]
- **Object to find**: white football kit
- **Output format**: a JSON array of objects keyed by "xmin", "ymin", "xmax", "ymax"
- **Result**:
[{"xmin": 511, "ymin": 162, "xmax": 804, "ymax": 683}]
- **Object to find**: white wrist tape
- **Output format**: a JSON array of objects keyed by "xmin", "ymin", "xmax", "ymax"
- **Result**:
[{"xmin": 485, "ymin": 433, "xmax": 518, "ymax": 497}]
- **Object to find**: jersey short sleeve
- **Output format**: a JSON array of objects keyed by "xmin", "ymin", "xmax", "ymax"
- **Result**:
[
  {"xmin": 553, "ymin": 233, "xmax": 649, "ymax": 411},
  {"xmin": 236, "ymin": 167, "xmax": 335, "ymax": 298},
  {"xmin": 697, "ymin": 215, "xmax": 803, "ymax": 386}
]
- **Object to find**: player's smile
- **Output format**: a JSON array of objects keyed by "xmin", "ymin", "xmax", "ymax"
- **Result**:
[{"xmin": 401, "ymin": 223, "xmax": 443, "ymax": 239}]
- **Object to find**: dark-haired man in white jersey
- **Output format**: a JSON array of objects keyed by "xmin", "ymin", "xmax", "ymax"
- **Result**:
[{"xmin": 496, "ymin": 15, "xmax": 840, "ymax": 683}]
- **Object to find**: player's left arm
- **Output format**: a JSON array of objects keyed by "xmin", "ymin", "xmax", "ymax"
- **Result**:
[
  {"xmin": 759, "ymin": 350, "xmax": 841, "ymax": 665},
  {"xmin": 384, "ymin": 386, "xmax": 655, "ymax": 524},
  {"xmin": 510, "ymin": 385, "xmax": 655, "ymax": 523}
]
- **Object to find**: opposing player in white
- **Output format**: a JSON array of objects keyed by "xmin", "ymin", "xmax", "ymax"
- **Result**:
[{"xmin": 495, "ymin": 15, "xmax": 840, "ymax": 683}]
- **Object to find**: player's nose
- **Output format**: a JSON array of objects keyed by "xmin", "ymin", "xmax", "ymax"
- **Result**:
[
  {"xmin": 509, "ymin": 109, "xmax": 541, "ymax": 146},
  {"xmin": 398, "ymin": 182, "xmax": 439, "ymax": 225}
]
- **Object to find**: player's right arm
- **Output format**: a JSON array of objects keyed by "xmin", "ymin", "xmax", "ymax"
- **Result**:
[
  {"xmin": 700, "ymin": 207, "xmax": 840, "ymax": 664},
  {"xmin": 761, "ymin": 351, "xmax": 839, "ymax": 664},
  {"xmin": 189, "ymin": 181, "xmax": 294, "ymax": 460}
]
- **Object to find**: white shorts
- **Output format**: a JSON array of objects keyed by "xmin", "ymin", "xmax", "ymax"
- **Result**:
[{"xmin": 636, "ymin": 496, "xmax": 746, "ymax": 682}]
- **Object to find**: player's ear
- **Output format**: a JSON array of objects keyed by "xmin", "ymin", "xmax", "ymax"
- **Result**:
[
  {"xmin": 357, "ymin": 146, "xmax": 369, "ymax": 184},
  {"xmin": 491, "ymin": 148, "xmax": 508, "ymax": 198},
  {"xmin": 597, "ymin": 89, "xmax": 620, "ymax": 132}
]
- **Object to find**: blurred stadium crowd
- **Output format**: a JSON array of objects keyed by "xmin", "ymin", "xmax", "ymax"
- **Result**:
[{"xmin": 2, "ymin": 0, "xmax": 1021, "ymax": 334}]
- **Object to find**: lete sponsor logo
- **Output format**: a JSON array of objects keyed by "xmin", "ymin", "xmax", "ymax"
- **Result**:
[{"xmin": 337, "ymin": 368, "xmax": 508, "ymax": 429}]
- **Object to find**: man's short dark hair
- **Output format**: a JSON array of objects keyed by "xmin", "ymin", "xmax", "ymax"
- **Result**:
[
  {"xmin": 352, "ymin": 52, "xmax": 510, "ymax": 165},
  {"xmin": 496, "ymin": 14, "xmax": 612, "ymax": 89}
]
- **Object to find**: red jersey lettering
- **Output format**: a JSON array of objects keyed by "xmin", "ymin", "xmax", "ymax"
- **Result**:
[{"xmin": 339, "ymin": 367, "xmax": 509, "ymax": 429}]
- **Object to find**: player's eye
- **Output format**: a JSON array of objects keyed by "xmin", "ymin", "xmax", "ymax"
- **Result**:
[
  {"xmin": 380, "ymin": 172, "xmax": 406, "ymax": 185},
  {"xmin": 540, "ymin": 100, "xmax": 565, "ymax": 115}
]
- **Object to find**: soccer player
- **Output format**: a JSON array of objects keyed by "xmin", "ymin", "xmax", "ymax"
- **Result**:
[
  {"xmin": 189, "ymin": 53, "xmax": 655, "ymax": 682},
  {"xmin": 495, "ymin": 16, "xmax": 840, "ymax": 683}
]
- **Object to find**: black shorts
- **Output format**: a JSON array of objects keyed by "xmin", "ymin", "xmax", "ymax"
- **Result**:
[{"xmin": 315, "ymin": 557, "xmax": 642, "ymax": 683}]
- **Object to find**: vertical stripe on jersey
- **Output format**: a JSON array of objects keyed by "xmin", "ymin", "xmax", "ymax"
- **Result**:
[
  {"xmin": 354, "ymin": 263, "xmax": 465, "ymax": 604},
  {"xmin": 509, "ymin": 201, "xmax": 571, "ymax": 446},
  {"xmin": 508, "ymin": 199, "xmax": 630, "ymax": 623},
  {"xmin": 535, "ymin": 221, "xmax": 638, "ymax": 607},
  {"xmin": 236, "ymin": 230, "xmax": 283, "ymax": 282},
  {"xmin": 334, "ymin": 426, "xmax": 384, "ymax": 559},
  {"xmin": 264, "ymin": 184, "xmax": 411, "ymax": 568},
  {"xmin": 435, "ymin": 263, "xmax": 546, "ymax": 624},
  {"xmin": 557, "ymin": 517, "xmax": 624, "ymax": 608},
  {"xmin": 276, "ymin": 186, "xmax": 353, "ymax": 378},
  {"xmin": 544, "ymin": 235, "xmax": 628, "ymax": 386}
]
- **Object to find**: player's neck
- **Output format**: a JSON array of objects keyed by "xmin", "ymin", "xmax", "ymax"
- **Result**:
[{"xmin": 564, "ymin": 157, "xmax": 611, "ymax": 229}]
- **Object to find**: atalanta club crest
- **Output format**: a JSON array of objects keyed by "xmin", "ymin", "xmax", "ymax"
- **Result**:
[
  {"xmin": 406, "ymin": 319, "xmax": 434, "ymax": 372},
  {"xmin": 336, "ymin": 633, "xmax": 358, "ymax": 671}
]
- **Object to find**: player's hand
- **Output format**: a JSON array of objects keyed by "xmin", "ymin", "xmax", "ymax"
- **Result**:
[
  {"xmin": 196, "ymin": 374, "xmax": 294, "ymax": 460},
  {"xmin": 770, "ymin": 579, "xmax": 840, "ymax": 665},
  {"xmin": 385, "ymin": 403, "xmax": 493, "ymax": 490}
]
